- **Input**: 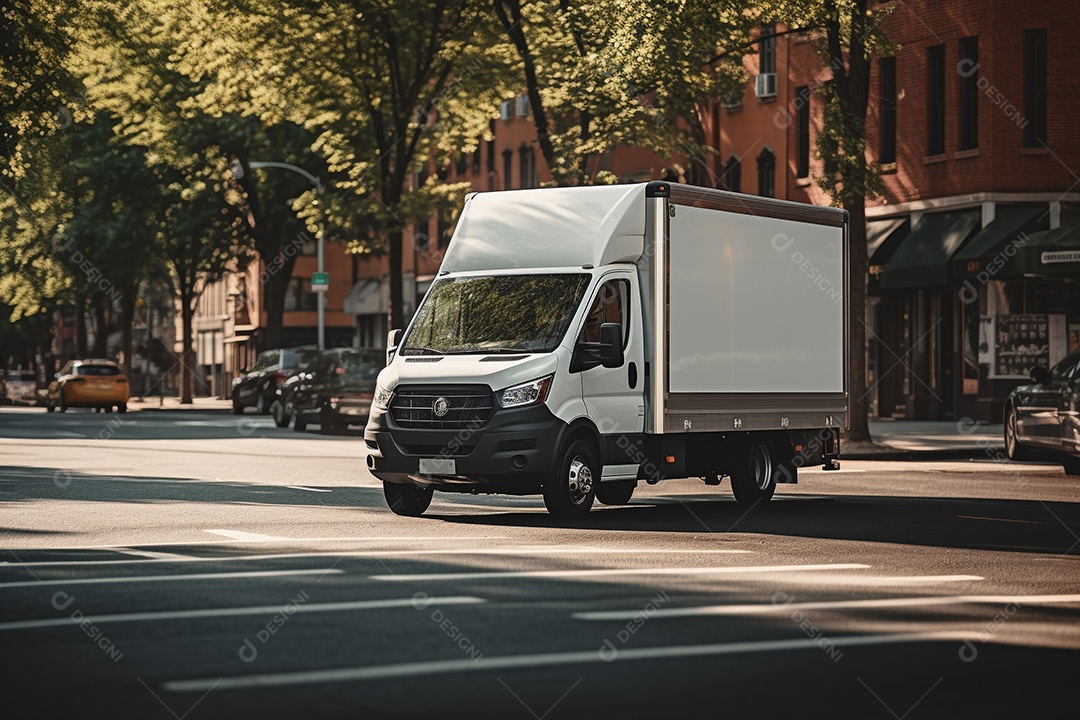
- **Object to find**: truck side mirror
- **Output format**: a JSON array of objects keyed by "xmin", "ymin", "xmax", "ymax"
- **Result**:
[
  {"xmin": 386, "ymin": 329, "xmax": 403, "ymax": 365},
  {"xmin": 571, "ymin": 323, "xmax": 624, "ymax": 372},
  {"xmin": 599, "ymin": 323, "xmax": 624, "ymax": 368}
]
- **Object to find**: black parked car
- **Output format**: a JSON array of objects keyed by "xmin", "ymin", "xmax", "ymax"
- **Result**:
[
  {"xmin": 1004, "ymin": 347, "xmax": 1080, "ymax": 475},
  {"xmin": 275, "ymin": 348, "xmax": 384, "ymax": 434},
  {"xmin": 231, "ymin": 346, "xmax": 319, "ymax": 415}
]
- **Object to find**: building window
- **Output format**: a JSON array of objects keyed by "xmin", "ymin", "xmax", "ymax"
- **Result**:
[
  {"xmin": 959, "ymin": 37, "xmax": 978, "ymax": 150},
  {"xmin": 757, "ymin": 148, "xmax": 775, "ymax": 197},
  {"xmin": 519, "ymin": 144, "xmax": 536, "ymax": 189},
  {"xmin": 502, "ymin": 148, "xmax": 513, "ymax": 190},
  {"xmin": 795, "ymin": 85, "xmax": 810, "ymax": 178},
  {"xmin": 880, "ymin": 56, "xmax": 897, "ymax": 164},
  {"xmin": 282, "ymin": 277, "xmax": 317, "ymax": 312},
  {"xmin": 722, "ymin": 155, "xmax": 741, "ymax": 192},
  {"xmin": 486, "ymin": 120, "xmax": 496, "ymax": 172},
  {"xmin": 1023, "ymin": 29, "xmax": 1047, "ymax": 146},
  {"xmin": 926, "ymin": 44, "xmax": 946, "ymax": 155},
  {"xmin": 455, "ymin": 152, "xmax": 468, "ymax": 176},
  {"xmin": 437, "ymin": 212, "xmax": 452, "ymax": 248},
  {"xmin": 759, "ymin": 25, "xmax": 776, "ymax": 75},
  {"xmin": 472, "ymin": 147, "xmax": 481, "ymax": 174}
]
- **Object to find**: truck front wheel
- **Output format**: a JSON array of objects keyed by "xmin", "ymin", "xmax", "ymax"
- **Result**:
[
  {"xmin": 384, "ymin": 482, "xmax": 434, "ymax": 516},
  {"xmin": 730, "ymin": 441, "xmax": 778, "ymax": 506},
  {"xmin": 543, "ymin": 439, "xmax": 598, "ymax": 517}
]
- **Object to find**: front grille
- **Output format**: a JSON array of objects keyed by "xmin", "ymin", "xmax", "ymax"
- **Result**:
[{"xmin": 389, "ymin": 385, "xmax": 495, "ymax": 429}]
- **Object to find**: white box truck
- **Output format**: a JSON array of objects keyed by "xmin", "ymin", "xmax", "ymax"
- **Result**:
[{"xmin": 365, "ymin": 181, "xmax": 848, "ymax": 516}]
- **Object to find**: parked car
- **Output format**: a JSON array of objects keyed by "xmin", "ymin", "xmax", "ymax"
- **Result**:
[
  {"xmin": 2, "ymin": 370, "xmax": 39, "ymax": 405},
  {"xmin": 46, "ymin": 359, "xmax": 129, "ymax": 413},
  {"xmin": 276, "ymin": 348, "xmax": 383, "ymax": 434},
  {"xmin": 231, "ymin": 346, "xmax": 319, "ymax": 415},
  {"xmin": 1004, "ymin": 348, "xmax": 1080, "ymax": 475}
]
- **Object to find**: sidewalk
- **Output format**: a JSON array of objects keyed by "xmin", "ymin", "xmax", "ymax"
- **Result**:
[
  {"xmin": 126, "ymin": 396, "xmax": 233, "ymax": 412},
  {"xmin": 841, "ymin": 418, "xmax": 1004, "ymax": 460}
]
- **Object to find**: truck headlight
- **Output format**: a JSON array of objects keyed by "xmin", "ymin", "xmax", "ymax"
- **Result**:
[
  {"xmin": 498, "ymin": 375, "xmax": 554, "ymax": 409},
  {"xmin": 373, "ymin": 384, "xmax": 394, "ymax": 409}
]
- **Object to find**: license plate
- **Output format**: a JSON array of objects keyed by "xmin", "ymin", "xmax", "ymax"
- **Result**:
[{"xmin": 418, "ymin": 458, "xmax": 455, "ymax": 476}]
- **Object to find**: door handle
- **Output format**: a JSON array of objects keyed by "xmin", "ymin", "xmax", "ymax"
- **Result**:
[{"xmin": 628, "ymin": 362, "xmax": 638, "ymax": 389}]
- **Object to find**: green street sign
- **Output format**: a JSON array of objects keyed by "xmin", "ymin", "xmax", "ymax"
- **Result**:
[{"xmin": 311, "ymin": 272, "xmax": 329, "ymax": 292}]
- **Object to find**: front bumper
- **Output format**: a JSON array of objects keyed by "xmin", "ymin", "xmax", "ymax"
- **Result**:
[{"xmin": 364, "ymin": 402, "xmax": 566, "ymax": 494}]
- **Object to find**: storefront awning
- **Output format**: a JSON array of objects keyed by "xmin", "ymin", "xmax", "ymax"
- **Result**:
[
  {"xmin": 949, "ymin": 205, "xmax": 1048, "ymax": 280},
  {"xmin": 1010, "ymin": 207, "xmax": 1080, "ymax": 276},
  {"xmin": 344, "ymin": 278, "xmax": 388, "ymax": 315},
  {"xmin": 868, "ymin": 217, "xmax": 909, "ymax": 264},
  {"xmin": 878, "ymin": 209, "xmax": 980, "ymax": 290}
]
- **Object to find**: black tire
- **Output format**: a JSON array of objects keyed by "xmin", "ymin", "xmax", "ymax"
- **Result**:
[
  {"xmin": 596, "ymin": 479, "xmax": 636, "ymax": 506},
  {"xmin": 319, "ymin": 411, "xmax": 337, "ymax": 435},
  {"xmin": 46, "ymin": 397, "xmax": 54, "ymax": 413},
  {"xmin": 118, "ymin": 403, "xmax": 127, "ymax": 413},
  {"xmin": 730, "ymin": 441, "xmax": 778, "ymax": 506},
  {"xmin": 231, "ymin": 391, "xmax": 243, "ymax": 415},
  {"xmin": 1064, "ymin": 457, "xmax": 1080, "ymax": 476},
  {"xmin": 271, "ymin": 400, "xmax": 290, "ymax": 428},
  {"xmin": 1004, "ymin": 407, "xmax": 1029, "ymax": 461},
  {"xmin": 255, "ymin": 393, "xmax": 269, "ymax": 415},
  {"xmin": 294, "ymin": 414, "xmax": 308, "ymax": 432},
  {"xmin": 543, "ymin": 439, "xmax": 598, "ymax": 517},
  {"xmin": 384, "ymin": 482, "xmax": 434, "ymax": 517},
  {"xmin": 58, "ymin": 391, "xmax": 68, "ymax": 413}
]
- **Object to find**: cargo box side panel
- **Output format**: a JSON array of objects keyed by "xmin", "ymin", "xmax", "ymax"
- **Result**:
[{"xmin": 664, "ymin": 203, "xmax": 845, "ymax": 432}]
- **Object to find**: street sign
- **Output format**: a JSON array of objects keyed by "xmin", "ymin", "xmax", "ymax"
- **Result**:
[{"xmin": 311, "ymin": 272, "xmax": 329, "ymax": 292}]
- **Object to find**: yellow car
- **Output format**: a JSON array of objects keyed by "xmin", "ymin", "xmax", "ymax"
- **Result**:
[{"xmin": 47, "ymin": 359, "xmax": 130, "ymax": 413}]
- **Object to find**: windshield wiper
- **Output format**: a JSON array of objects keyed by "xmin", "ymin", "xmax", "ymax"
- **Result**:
[
  {"xmin": 402, "ymin": 346, "xmax": 444, "ymax": 356},
  {"xmin": 465, "ymin": 347, "xmax": 531, "ymax": 354}
]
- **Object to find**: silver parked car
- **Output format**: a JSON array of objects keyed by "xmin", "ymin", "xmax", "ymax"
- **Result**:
[{"xmin": 1004, "ymin": 348, "xmax": 1080, "ymax": 475}]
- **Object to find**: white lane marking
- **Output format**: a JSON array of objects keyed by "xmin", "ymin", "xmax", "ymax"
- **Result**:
[
  {"xmin": 164, "ymin": 631, "xmax": 973, "ymax": 692},
  {"xmin": 285, "ymin": 486, "xmax": 332, "ymax": 493},
  {"xmin": 763, "ymin": 574, "xmax": 985, "ymax": 587},
  {"xmin": 574, "ymin": 593, "xmax": 1080, "ymax": 621},
  {"xmin": 9, "ymin": 547, "xmax": 752, "ymax": 567},
  {"xmin": 8, "ymin": 536, "xmax": 510, "ymax": 551},
  {"xmin": 371, "ymin": 563, "xmax": 871, "ymax": 582},
  {"xmin": 0, "ymin": 568, "xmax": 342, "ymax": 589},
  {"xmin": 113, "ymin": 549, "xmax": 191, "ymax": 561},
  {"xmin": 0, "ymin": 596, "xmax": 483, "ymax": 632},
  {"xmin": 205, "ymin": 530, "xmax": 289, "ymax": 542}
]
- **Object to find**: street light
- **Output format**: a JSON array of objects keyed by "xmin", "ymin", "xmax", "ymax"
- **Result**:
[{"xmin": 234, "ymin": 160, "xmax": 327, "ymax": 350}]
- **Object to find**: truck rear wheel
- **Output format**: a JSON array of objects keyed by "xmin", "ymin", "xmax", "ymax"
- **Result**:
[
  {"xmin": 730, "ymin": 441, "xmax": 777, "ymax": 505},
  {"xmin": 384, "ymin": 482, "xmax": 434, "ymax": 516},
  {"xmin": 543, "ymin": 439, "xmax": 598, "ymax": 517},
  {"xmin": 596, "ymin": 479, "xmax": 636, "ymax": 506}
]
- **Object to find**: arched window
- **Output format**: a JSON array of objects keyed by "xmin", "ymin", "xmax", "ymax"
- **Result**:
[
  {"xmin": 722, "ymin": 155, "xmax": 741, "ymax": 193},
  {"xmin": 757, "ymin": 147, "xmax": 775, "ymax": 198}
]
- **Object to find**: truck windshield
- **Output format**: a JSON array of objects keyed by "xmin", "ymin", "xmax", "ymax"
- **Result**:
[{"xmin": 402, "ymin": 274, "xmax": 590, "ymax": 355}]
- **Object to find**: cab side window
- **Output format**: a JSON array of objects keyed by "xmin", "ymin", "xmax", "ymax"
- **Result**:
[{"xmin": 582, "ymin": 279, "xmax": 630, "ymax": 347}]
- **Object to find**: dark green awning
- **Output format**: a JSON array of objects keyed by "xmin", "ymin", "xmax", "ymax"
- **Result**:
[
  {"xmin": 949, "ymin": 205, "xmax": 1048, "ymax": 280},
  {"xmin": 1012, "ymin": 207, "xmax": 1080, "ymax": 276},
  {"xmin": 878, "ymin": 210, "xmax": 980, "ymax": 290},
  {"xmin": 867, "ymin": 217, "xmax": 909, "ymax": 267}
]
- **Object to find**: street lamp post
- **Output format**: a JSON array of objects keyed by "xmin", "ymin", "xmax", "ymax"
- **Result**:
[{"xmin": 241, "ymin": 161, "xmax": 326, "ymax": 350}]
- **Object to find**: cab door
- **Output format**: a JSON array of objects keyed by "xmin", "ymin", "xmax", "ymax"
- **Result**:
[{"xmin": 578, "ymin": 272, "xmax": 645, "ymax": 479}]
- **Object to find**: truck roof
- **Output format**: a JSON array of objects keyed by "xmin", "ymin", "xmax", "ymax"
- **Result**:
[{"xmin": 440, "ymin": 184, "xmax": 647, "ymax": 273}]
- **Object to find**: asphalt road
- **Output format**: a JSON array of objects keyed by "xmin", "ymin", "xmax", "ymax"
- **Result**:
[{"xmin": 1, "ymin": 407, "xmax": 1079, "ymax": 719}]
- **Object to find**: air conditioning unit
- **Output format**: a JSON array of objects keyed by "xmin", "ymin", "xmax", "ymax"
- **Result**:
[
  {"xmin": 755, "ymin": 73, "xmax": 777, "ymax": 99},
  {"xmin": 515, "ymin": 95, "xmax": 530, "ymax": 117}
]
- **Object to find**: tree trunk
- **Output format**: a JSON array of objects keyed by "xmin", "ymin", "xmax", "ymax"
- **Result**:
[
  {"xmin": 845, "ymin": 201, "xmax": 872, "ymax": 442},
  {"xmin": 180, "ymin": 294, "xmax": 194, "ymax": 404},
  {"xmin": 92, "ymin": 293, "xmax": 107, "ymax": 357},
  {"xmin": 75, "ymin": 294, "xmax": 88, "ymax": 357},
  {"xmin": 261, "ymin": 254, "xmax": 295, "ymax": 351},
  {"xmin": 120, "ymin": 283, "xmax": 137, "ymax": 377}
]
